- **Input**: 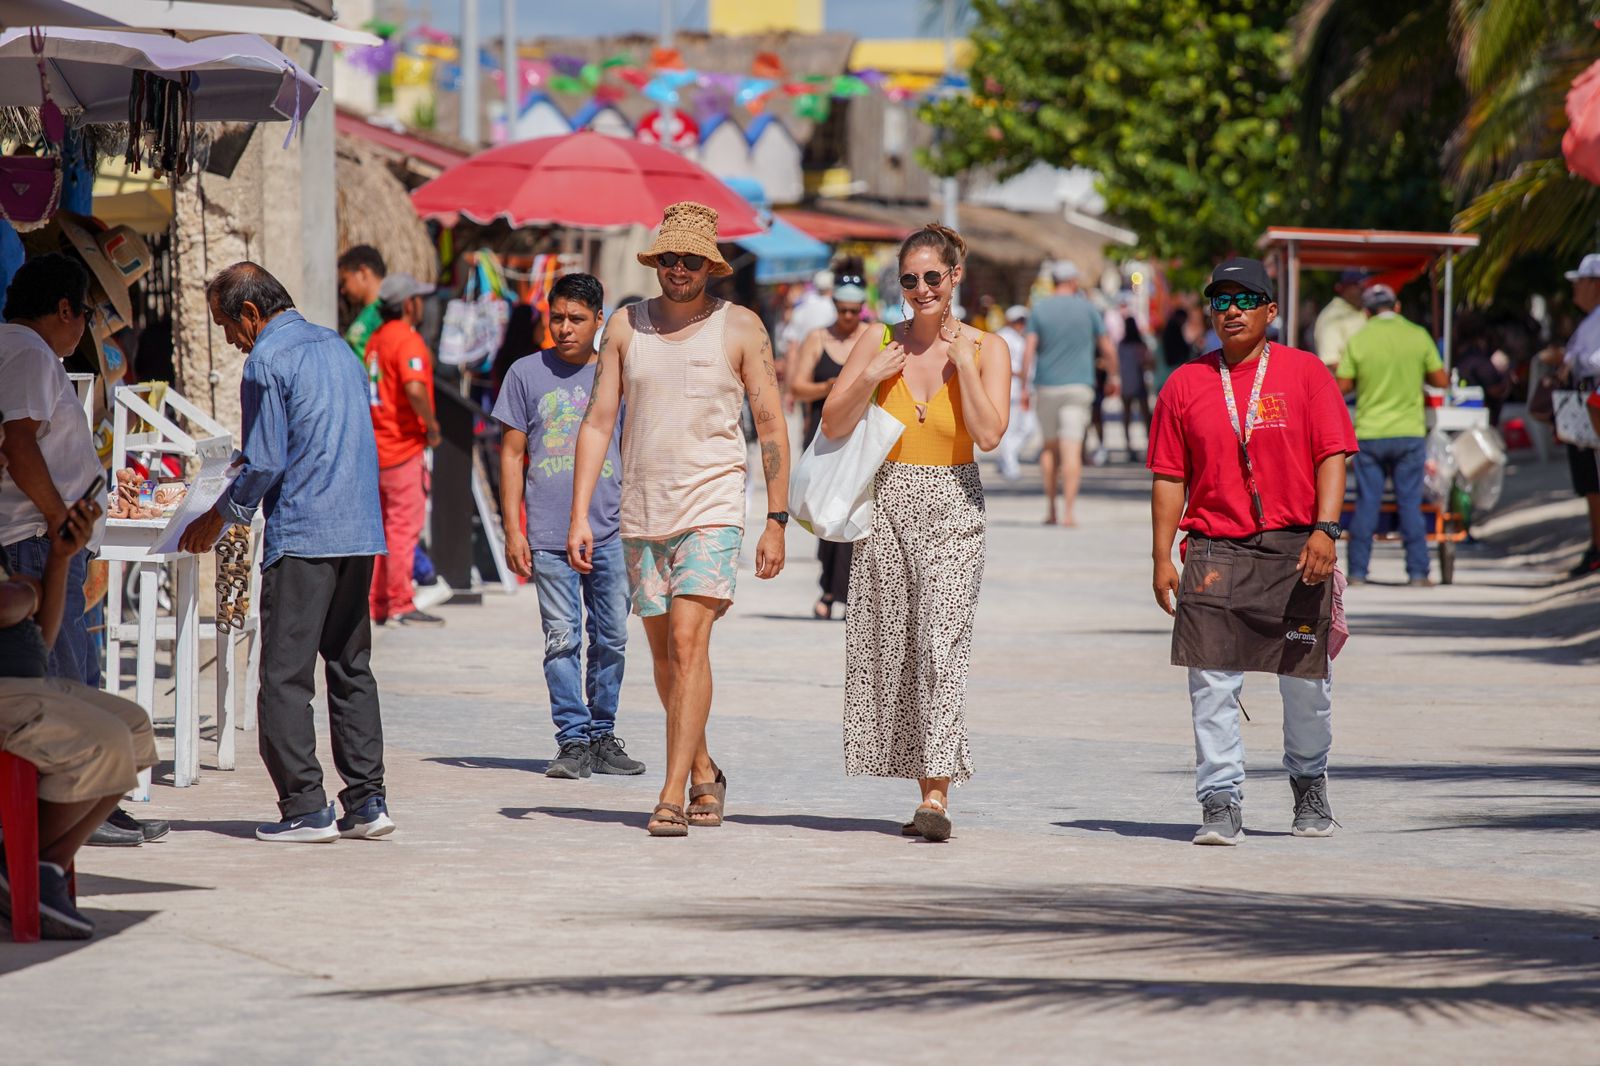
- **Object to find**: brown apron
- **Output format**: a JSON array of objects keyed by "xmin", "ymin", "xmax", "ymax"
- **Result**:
[{"xmin": 1171, "ymin": 530, "xmax": 1333, "ymax": 679}]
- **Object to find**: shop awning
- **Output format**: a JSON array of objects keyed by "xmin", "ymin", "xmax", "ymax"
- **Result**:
[
  {"xmin": 336, "ymin": 107, "xmax": 469, "ymax": 176},
  {"xmin": 777, "ymin": 208, "xmax": 910, "ymax": 245},
  {"xmin": 736, "ymin": 217, "xmax": 832, "ymax": 284}
]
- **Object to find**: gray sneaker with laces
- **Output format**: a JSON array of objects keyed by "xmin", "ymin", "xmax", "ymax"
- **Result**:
[
  {"xmin": 1193, "ymin": 794, "xmax": 1243, "ymax": 846},
  {"xmin": 1290, "ymin": 774, "xmax": 1337, "ymax": 837}
]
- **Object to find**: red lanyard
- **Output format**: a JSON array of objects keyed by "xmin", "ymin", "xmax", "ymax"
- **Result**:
[{"xmin": 1218, "ymin": 345, "xmax": 1271, "ymax": 527}]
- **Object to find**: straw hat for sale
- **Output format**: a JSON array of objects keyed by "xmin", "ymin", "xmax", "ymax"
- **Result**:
[
  {"xmin": 57, "ymin": 211, "xmax": 153, "ymax": 332},
  {"xmin": 636, "ymin": 200, "xmax": 732, "ymax": 276}
]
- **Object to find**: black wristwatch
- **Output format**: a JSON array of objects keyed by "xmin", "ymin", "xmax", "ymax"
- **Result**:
[
  {"xmin": 767, "ymin": 511, "xmax": 789, "ymax": 527},
  {"xmin": 1313, "ymin": 521, "xmax": 1343, "ymax": 541}
]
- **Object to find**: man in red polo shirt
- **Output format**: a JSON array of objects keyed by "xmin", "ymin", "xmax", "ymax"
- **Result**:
[
  {"xmin": 367, "ymin": 273, "xmax": 443, "ymax": 626},
  {"xmin": 1147, "ymin": 257, "xmax": 1358, "ymax": 846}
]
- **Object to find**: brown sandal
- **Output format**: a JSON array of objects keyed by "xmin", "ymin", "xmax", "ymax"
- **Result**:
[
  {"xmin": 687, "ymin": 768, "xmax": 728, "ymax": 827},
  {"xmin": 647, "ymin": 802, "xmax": 689, "ymax": 837}
]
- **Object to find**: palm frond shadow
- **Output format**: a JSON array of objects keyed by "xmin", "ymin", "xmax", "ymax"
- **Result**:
[{"xmin": 327, "ymin": 885, "xmax": 1600, "ymax": 1020}]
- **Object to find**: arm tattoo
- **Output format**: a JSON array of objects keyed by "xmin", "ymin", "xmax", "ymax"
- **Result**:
[
  {"xmin": 756, "ymin": 407, "xmax": 777, "ymax": 423},
  {"xmin": 582, "ymin": 357, "xmax": 606, "ymax": 423},
  {"xmin": 761, "ymin": 438, "xmax": 781, "ymax": 482}
]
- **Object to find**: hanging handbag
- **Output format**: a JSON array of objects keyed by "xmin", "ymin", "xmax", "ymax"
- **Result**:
[
  {"xmin": 790, "ymin": 326, "xmax": 906, "ymax": 542},
  {"xmin": 0, "ymin": 30, "xmax": 65, "ymax": 231},
  {"xmin": 1553, "ymin": 385, "xmax": 1600, "ymax": 449},
  {"xmin": 438, "ymin": 255, "xmax": 511, "ymax": 367}
]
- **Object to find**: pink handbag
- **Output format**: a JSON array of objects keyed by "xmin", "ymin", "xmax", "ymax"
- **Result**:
[
  {"xmin": 0, "ymin": 154, "xmax": 62, "ymax": 232},
  {"xmin": 0, "ymin": 30, "xmax": 65, "ymax": 232}
]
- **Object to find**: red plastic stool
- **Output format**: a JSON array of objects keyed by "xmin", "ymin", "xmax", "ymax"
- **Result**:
[
  {"xmin": 0, "ymin": 750, "xmax": 44, "ymax": 941},
  {"xmin": 0, "ymin": 751, "xmax": 76, "ymax": 943}
]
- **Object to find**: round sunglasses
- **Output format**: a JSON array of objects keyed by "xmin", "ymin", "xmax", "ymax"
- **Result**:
[
  {"xmin": 899, "ymin": 268, "xmax": 953, "ymax": 291},
  {"xmin": 657, "ymin": 252, "xmax": 707, "ymax": 271},
  {"xmin": 1209, "ymin": 292, "xmax": 1270, "ymax": 312}
]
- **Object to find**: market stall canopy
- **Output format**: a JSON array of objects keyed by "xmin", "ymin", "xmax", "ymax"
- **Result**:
[
  {"xmin": 1256, "ymin": 227, "xmax": 1480, "ymax": 290},
  {"xmin": 410, "ymin": 131, "xmax": 764, "ymax": 237},
  {"xmin": 0, "ymin": 0, "xmax": 123, "ymax": 29},
  {"xmin": 70, "ymin": 0, "xmax": 379, "ymax": 45},
  {"xmin": 0, "ymin": 28, "xmax": 322, "ymax": 122}
]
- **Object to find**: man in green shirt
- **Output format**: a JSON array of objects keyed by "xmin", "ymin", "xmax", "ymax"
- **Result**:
[
  {"xmin": 1337, "ymin": 285, "xmax": 1449, "ymax": 585},
  {"xmin": 337, "ymin": 244, "xmax": 386, "ymax": 359}
]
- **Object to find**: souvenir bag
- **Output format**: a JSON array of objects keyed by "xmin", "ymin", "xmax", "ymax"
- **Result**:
[
  {"xmin": 439, "ymin": 253, "xmax": 511, "ymax": 367},
  {"xmin": 1553, "ymin": 384, "xmax": 1600, "ymax": 449},
  {"xmin": 790, "ymin": 325, "xmax": 906, "ymax": 542},
  {"xmin": 0, "ymin": 30, "xmax": 65, "ymax": 232}
]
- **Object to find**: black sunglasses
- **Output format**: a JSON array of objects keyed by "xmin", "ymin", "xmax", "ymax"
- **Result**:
[
  {"xmin": 899, "ymin": 268, "xmax": 953, "ymax": 291},
  {"xmin": 836, "ymin": 273, "xmax": 864, "ymax": 286},
  {"xmin": 657, "ymin": 252, "xmax": 707, "ymax": 271},
  {"xmin": 1209, "ymin": 292, "xmax": 1269, "ymax": 312}
]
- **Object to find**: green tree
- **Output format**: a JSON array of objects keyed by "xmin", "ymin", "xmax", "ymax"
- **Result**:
[{"xmin": 922, "ymin": 0, "xmax": 1304, "ymax": 276}]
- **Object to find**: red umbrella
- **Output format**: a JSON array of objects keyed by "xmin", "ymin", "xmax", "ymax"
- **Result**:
[{"xmin": 410, "ymin": 130, "xmax": 764, "ymax": 237}]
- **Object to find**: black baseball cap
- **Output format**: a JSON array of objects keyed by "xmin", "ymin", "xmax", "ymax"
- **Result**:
[{"xmin": 1204, "ymin": 257, "xmax": 1276, "ymax": 301}]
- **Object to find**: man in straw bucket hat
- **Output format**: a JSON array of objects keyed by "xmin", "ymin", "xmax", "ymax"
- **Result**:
[{"xmin": 569, "ymin": 200, "xmax": 791, "ymax": 838}]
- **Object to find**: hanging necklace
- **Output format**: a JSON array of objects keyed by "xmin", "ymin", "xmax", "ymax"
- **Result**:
[{"xmin": 655, "ymin": 296, "xmax": 721, "ymax": 334}]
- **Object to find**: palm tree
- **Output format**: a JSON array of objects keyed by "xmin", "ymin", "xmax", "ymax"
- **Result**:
[{"xmin": 1295, "ymin": 0, "xmax": 1600, "ymax": 302}]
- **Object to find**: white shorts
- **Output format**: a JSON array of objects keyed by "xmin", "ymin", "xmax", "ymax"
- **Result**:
[{"xmin": 1035, "ymin": 384, "xmax": 1096, "ymax": 442}]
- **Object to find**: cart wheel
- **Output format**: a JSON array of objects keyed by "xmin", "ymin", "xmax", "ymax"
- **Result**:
[{"xmin": 1439, "ymin": 539, "xmax": 1456, "ymax": 585}]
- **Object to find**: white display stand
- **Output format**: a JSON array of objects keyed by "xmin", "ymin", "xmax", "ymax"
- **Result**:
[{"xmin": 99, "ymin": 383, "xmax": 256, "ymax": 797}]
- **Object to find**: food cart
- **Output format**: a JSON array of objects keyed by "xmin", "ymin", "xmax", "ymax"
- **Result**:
[{"xmin": 1256, "ymin": 228, "xmax": 1487, "ymax": 583}]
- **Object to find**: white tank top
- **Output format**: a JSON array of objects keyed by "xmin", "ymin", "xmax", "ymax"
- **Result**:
[{"xmin": 619, "ymin": 300, "xmax": 747, "ymax": 538}]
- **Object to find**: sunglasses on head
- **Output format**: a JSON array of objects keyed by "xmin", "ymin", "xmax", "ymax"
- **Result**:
[
  {"xmin": 899, "ymin": 268, "xmax": 953, "ymax": 291},
  {"xmin": 836, "ymin": 273, "xmax": 864, "ymax": 286},
  {"xmin": 1209, "ymin": 291, "xmax": 1269, "ymax": 313},
  {"xmin": 657, "ymin": 252, "xmax": 707, "ymax": 271}
]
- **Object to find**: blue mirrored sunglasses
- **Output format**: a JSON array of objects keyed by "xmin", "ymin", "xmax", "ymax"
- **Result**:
[{"xmin": 1209, "ymin": 292, "xmax": 1269, "ymax": 312}]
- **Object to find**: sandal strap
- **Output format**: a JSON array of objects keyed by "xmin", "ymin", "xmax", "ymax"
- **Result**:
[
  {"xmin": 688, "ymin": 782, "xmax": 723, "ymax": 801},
  {"xmin": 650, "ymin": 802, "xmax": 687, "ymax": 823}
]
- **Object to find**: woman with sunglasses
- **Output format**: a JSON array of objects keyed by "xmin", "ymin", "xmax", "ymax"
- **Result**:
[
  {"xmin": 790, "ymin": 282, "xmax": 872, "ymax": 620},
  {"xmin": 820, "ymin": 223, "xmax": 1011, "ymax": 842}
]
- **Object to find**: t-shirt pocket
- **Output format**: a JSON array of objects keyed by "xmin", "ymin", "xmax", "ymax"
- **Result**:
[{"xmin": 685, "ymin": 354, "xmax": 720, "ymax": 398}]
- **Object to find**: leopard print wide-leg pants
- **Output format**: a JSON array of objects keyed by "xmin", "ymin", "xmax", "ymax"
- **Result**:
[{"xmin": 843, "ymin": 461, "xmax": 985, "ymax": 785}]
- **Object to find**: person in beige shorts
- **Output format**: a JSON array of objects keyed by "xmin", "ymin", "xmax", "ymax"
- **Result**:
[{"xmin": 1, "ymin": 434, "xmax": 153, "ymax": 938}]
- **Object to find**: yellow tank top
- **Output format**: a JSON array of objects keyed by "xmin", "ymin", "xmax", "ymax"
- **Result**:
[{"xmin": 880, "ymin": 368, "xmax": 975, "ymax": 467}]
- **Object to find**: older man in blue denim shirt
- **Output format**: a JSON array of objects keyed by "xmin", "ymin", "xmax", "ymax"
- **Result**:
[{"xmin": 181, "ymin": 262, "xmax": 393, "ymax": 844}]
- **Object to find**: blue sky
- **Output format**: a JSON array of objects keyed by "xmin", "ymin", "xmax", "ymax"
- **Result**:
[{"xmin": 399, "ymin": 0, "xmax": 945, "ymax": 40}]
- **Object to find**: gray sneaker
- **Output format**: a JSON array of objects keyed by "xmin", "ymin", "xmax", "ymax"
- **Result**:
[
  {"xmin": 1193, "ymin": 795, "xmax": 1243, "ymax": 846},
  {"xmin": 1290, "ymin": 774, "xmax": 1338, "ymax": 837}
]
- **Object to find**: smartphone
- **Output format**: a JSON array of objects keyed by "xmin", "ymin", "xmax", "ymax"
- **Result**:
[{"xmin": 59, "ymin": 473, "xmax": 106, "ymax": 539}]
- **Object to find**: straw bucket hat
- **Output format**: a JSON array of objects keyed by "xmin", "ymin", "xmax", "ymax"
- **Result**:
[{"xmin": 636, "ymin": 200, "xmax": 732, "ymax": 276}]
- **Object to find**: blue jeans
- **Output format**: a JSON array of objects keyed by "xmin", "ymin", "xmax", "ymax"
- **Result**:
[
  {"xmin": 531, "ymin": 539, "xmax": 629, "ymax": 745},
  {"xmin": 1348, "ymin": 436, "xmax": 1430, "ymax": 581},
  {"xmin": 1, "ymin": 536, "xmax": 97, "ymax": 687},
  {"xmin": 1188, "ymin": 668, "xmax": 1332, "ymax": 804}
]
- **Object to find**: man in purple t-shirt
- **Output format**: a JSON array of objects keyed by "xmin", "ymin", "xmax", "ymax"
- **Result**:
[{"xmin": 493, "ymin": 275, "xmax": 642, "ymax": 781}]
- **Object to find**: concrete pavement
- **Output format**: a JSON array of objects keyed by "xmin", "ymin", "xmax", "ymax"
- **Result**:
[{"xmin": 6, "ymin": 452, "xmax": 1598, "ymax": 1064}]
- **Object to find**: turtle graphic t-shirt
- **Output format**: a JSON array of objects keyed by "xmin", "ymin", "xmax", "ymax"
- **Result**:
[{"xmin": 492, "ymin": 348, "xmax": 623, "ymax": 551}]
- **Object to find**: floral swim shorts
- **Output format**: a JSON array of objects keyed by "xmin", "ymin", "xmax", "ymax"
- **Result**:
[{"xmin": 622, "ymin": 526, "xmax": 743, "ymax": 618}]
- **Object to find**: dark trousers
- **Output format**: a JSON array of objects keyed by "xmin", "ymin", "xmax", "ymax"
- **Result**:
[
  {"xmin": 1348, "ymin": 436, "xmax": 1430, "ymax": 580},
  {"xmin": 257, "ymin": 554, "xmax": 385, "ymax": 819},
  {"xmin": 818, "ymin": 539, "xmax": 853, "ymax": 604}
]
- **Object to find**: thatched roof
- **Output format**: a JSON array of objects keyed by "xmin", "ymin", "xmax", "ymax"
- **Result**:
[{"xmin": 335, "ymin": 134, "xmax": 437, "ymax": 284}]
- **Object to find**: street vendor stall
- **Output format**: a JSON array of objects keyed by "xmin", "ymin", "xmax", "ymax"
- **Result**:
[{"xmin": 1257, "ymin": 227, "xmax": 1492, "ymax": 583}]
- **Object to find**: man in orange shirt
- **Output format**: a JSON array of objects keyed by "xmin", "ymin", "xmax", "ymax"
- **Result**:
[{"xmin": 366, "ymin": 274, "xmax": 443, "ymax": 626}]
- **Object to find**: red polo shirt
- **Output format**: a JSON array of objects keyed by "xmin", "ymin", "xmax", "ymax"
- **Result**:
[
  {"xmin": 365, "ymin": 319, "xmax": 435, "ymax": 469},
  {"xmin": 1148, "ymin": 345, "xmax": 1357, "ymax": 539}
]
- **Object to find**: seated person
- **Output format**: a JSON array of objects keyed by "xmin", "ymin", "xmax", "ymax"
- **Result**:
[{"xmin": 1, "ymin": 441, "xmax": 154, "ymax": 939}]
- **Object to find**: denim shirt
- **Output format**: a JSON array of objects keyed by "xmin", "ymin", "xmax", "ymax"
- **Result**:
[{"xmin": 221, "ymin": 311, "xmax": 386, "ymax": 568}]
